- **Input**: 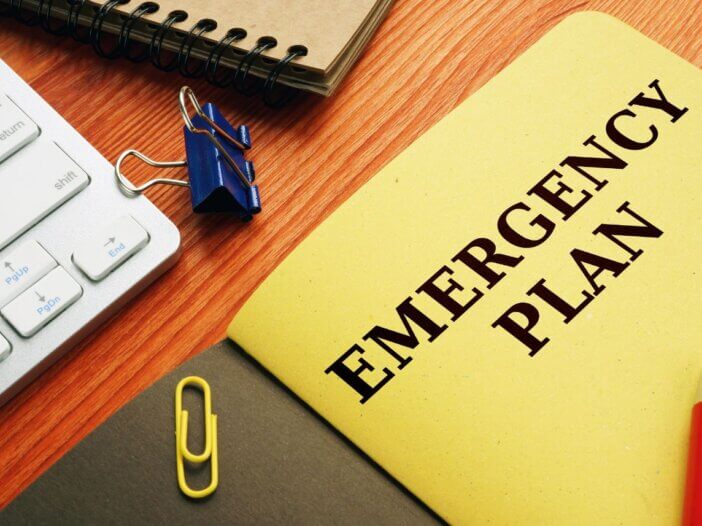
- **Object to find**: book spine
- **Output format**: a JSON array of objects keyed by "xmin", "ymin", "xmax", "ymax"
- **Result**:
[{"xmin": 0, "ymin": 0, "xmax": 309, "ymax": 107}]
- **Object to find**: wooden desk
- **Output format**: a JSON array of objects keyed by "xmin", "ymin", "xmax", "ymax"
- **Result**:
[{"xmin": 0, "ymin": 0, "xmax": 699, "ymax": 508}]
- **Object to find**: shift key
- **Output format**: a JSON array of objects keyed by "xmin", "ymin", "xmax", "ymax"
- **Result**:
[
  {"xmin": 0, "ymin": 141, "xmax": 90, "ymax": 250},
  {"xmin": 1, "ymin": 267, "xmax": 83, "ymax": 337}
]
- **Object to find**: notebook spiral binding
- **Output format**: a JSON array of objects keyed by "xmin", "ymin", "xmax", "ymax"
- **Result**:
[{"xmin": 0, "ymin": 0, "xmax": 308, "ymax": 107}]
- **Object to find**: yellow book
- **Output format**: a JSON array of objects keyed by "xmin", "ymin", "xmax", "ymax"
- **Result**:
[{"xmin": 228, "ymin": 12, "xmax": 702, "ymax": 524}]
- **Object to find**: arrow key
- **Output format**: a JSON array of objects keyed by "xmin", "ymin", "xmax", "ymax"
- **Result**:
[
  {"xmin": 0, "ymin": 240, "xmax": 57, "ymax": 308},
  {"xmin": 1, "ymin": 267, "xmax": 82, "ymax": 337},
  {"xmin": 73, "ymin": 216, "xmax": 149, "ymax": 281}
]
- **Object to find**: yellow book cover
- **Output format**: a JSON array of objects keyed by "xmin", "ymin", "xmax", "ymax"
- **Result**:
[{"xmin": 228, "ymin": 12, "xmax": 702, "ymax": 524}]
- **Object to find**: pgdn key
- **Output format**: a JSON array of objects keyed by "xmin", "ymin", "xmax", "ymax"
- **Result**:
[{"xmin": 1, "ymin": 267, "xmax": 82, "ymax": 337}]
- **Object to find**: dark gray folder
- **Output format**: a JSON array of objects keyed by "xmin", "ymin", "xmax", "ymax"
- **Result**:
[{"xmin": 2, "ymin": 340, "xmax": 438, "ymax": 525}]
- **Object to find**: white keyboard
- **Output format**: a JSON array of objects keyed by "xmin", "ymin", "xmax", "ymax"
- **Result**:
[{"xmin": 0, "ymin": 60, "xmax": 180, "ymax": 406}]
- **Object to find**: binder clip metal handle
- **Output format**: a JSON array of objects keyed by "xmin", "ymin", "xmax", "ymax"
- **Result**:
[
  {"xmin": 179, "ymin": 87, "xmax": 249, "ymax": 154},
  {"xmin": 114, "ymin": 150, "xmax": 188, "ymax": 197},
  {"xmin": 178, "ymin": 86, "xmax": 252, "ymax": 190}
]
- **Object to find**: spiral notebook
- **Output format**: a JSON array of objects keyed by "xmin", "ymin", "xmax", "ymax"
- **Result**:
[{"xmin": 7, "ymin": 0, "xmax": 393, "ymax": 99}]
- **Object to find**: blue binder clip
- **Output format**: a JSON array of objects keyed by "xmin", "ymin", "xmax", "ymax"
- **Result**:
[{"xmin": 114, "ymin": 87, "xmax": 261, "ymax": 221}]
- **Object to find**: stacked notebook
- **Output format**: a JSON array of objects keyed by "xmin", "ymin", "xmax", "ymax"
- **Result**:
[{"xmin": 4, "ymin": 0, "xmax": 393, "ymax": 97}]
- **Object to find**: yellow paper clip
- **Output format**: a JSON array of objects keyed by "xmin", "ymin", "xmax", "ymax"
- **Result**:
[{"xmin": 175, "ymin": 376, "xmax": 219, "ymax": 499}]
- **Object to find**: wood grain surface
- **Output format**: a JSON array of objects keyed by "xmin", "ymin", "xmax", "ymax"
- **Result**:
[{"xmin": 0, "ymin": 0, "xmax": 700, "ymax": 510}]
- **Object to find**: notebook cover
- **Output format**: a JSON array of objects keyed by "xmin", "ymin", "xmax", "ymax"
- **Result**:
[
  {"xmin": 123, "ymin": 0, "xmax": 384, "ymax": 73},
  {"xmin": 227, "ymin": 12, "xmax": 702, "ymax": 524},
  {"xmin": 1, "ymin": 340, "xmax": 438, "ymax": 525}
]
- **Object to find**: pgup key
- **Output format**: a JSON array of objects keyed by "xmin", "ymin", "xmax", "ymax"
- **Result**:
[{"xmin": 0, "ymin": 240, "xmax": 57, "ymax": 308}]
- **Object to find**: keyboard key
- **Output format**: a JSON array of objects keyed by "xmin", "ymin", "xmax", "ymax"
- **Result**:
[
  {"xmin": 1, "ymin": 267, "xmax": 82, "ymax": 337},
  {"xmin": 0, "ymin": 94, "xmax": 39, "ymax": 163},
  {"xmin": 0, "ymin": 240, "xmax": 56, "ymax": 308},
  {"xmin": 0, "ymin": 333, "xmax": 10, "ymax": 362},
  {"xmin": 0, "ymin": 141, "xmax": 90, "ymax": 250},
  {"xmin": 73, "ymin": 216, "xmax": 149, "ymax": 281}
]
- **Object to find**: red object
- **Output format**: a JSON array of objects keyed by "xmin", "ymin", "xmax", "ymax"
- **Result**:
[{"xmin": 684, "ymin": 403, "xmax": 702, "ymax": 525}]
